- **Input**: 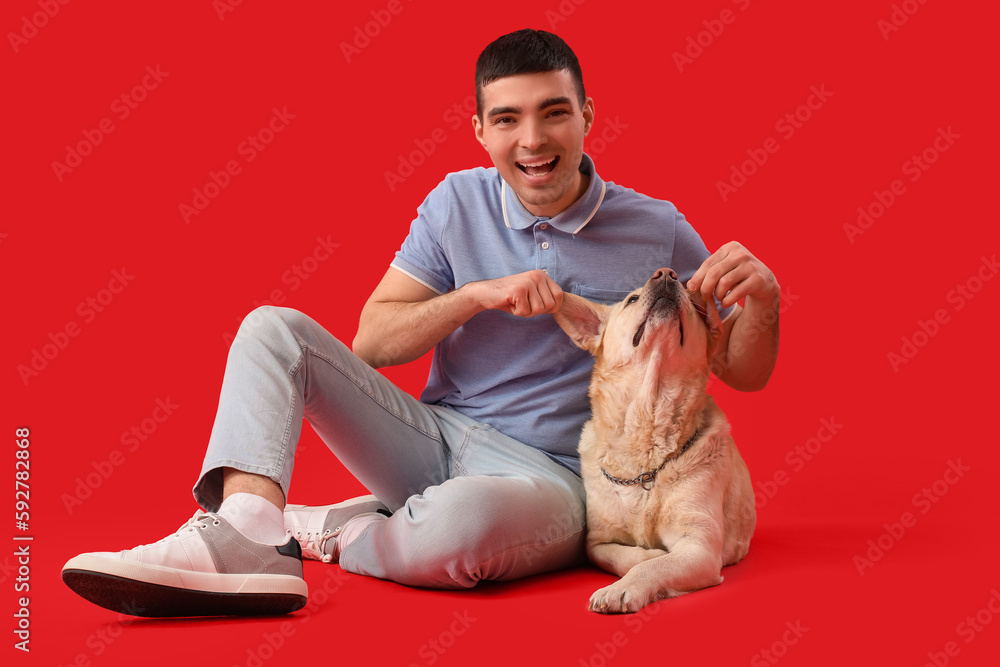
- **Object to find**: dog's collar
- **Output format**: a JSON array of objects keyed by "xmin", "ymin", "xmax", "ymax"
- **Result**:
[{"xmin": 600, "ymin": 429, "xmax": 700, "ymax": 491}]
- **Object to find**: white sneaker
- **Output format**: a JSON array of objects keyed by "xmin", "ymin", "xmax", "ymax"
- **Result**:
[
  {"xmin": 284, "ymin": 495, "xmax": 391, "ymax": 563},
  {"xmin": 62, "ymin": 511, "xmax": 307, "ymax": 617}
]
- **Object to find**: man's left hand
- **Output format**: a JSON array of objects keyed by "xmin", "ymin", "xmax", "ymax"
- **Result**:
[{"xmin": 687, "ymin": 241, "xmax": 779, "ymax": 310}]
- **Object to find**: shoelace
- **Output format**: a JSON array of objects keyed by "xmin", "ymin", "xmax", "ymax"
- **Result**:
[
  {"xmin": 291, "ymin": 527, "xmax": 336, "ymax": 563},
  {"xmin": 130, "ymin": 511, "xmax": 220, "ymax": 551},
  {"xmin": 172, "ymin": 511, "xmax": 221, "ymax": 536}
]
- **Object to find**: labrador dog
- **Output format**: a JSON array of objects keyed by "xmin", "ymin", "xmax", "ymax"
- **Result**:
[{"xmin": 554, "ymin": 268, "xmax": 755, "ymax": 613}]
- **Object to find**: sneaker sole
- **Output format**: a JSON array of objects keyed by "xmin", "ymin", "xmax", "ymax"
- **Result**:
[{"xmin": 62, "ymin": 556, "xmax": 307, "ymax": 617}]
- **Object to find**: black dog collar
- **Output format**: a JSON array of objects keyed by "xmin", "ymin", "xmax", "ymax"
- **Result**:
[{"xmin": 600, "ymin": 429, "xmax": 700, "ymax": 491}]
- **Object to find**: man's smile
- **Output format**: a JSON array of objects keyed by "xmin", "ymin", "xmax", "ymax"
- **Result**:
[{"xmin": 516, "ymin": 156, "xmax": 559, "ymax": 177}]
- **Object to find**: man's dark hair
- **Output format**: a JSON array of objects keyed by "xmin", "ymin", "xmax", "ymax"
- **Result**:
[{"xmin": 475, "ymin": 29, "xmax": 586, "ymax": 119}]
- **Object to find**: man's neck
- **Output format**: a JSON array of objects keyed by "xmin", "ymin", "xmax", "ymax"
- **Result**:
[{"xmin": 521, "ymin": 170, "xmax": 591, "ymax": 218}]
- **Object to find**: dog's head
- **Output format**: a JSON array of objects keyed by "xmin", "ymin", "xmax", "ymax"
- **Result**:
[{"xmin": 555, "ymin": 268, "xmax": 722, "ymax": 378}]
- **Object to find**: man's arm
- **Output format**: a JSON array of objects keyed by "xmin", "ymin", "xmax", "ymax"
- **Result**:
[
  {"xmin": 688, "ymin": 241, "xmax": 780, "ymax": 392},
  {"xmin": 353, "ymin": 267, "xmax": 564, "ymax": 368}
]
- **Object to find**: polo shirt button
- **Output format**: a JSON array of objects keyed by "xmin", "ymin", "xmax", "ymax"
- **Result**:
[
  {"xmin": 541, "ymin": 242, "xmax": 550, "ymax": 250},
  {"xmin": 539, "ymin": 223, "xmax": 548, "ymax": 230}
]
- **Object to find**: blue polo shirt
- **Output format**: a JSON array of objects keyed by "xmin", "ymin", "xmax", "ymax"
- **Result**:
[{"xmin": 391, "ymin": 154, "xmax": 725, "ymax": 474}]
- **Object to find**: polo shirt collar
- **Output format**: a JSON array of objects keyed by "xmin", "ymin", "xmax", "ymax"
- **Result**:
[{"xmin": 501, "ymin": 153, "xmax": 606, "ymax": 234}]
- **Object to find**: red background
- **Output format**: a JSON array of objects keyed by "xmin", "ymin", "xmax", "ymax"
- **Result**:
[{"xmin": 5, "ymin": 0, "xmax": 999, "ymax": 665}]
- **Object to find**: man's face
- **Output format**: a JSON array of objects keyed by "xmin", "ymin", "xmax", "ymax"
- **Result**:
[{"xmin": 473, "ymin": 70, "xmax": 595, "ymax": 218}]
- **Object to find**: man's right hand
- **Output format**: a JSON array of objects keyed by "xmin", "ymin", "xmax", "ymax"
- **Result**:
[
  {"xmin": 354, "ymin": 268, "xmax": 565, "ymax": 368},
  {"xmin": 464, "ymin": 270, "xmax": 564, "ymax": 318}
]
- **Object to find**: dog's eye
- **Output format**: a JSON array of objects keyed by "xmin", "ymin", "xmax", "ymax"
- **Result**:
[{"xmin": 624, "ymin": 295, "xmax": 639, "ymax": 307}]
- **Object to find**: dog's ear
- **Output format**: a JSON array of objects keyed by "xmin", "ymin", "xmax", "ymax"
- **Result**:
[
  {"xmin": 554, "ymin": 293, "xmax": 609, "ymax": 354},
  {"xmin": 689, "ymin": 290, "xmax": 723, "ymax": 359}
]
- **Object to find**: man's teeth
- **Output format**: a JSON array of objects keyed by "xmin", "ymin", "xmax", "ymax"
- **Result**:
[{"xmin": 517, "ymin": 157, "xmax": 557, "ymax": 174}]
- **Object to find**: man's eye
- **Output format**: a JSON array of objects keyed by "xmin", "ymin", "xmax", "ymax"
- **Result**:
[
  {"xmin": 625, "ymin": 295, "xmax": 639, "ymax": 306},
  {"xmin": 495, "ymin": 117, "xmax": 514, "ymax": 125}
]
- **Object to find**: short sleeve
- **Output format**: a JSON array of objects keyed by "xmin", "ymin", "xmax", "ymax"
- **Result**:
[
  {"xmin": 390, "ymin": 181, "xmax": 455, "ymax": 295},
  {"xmin": 671, "ymin": 210, "xmax": 735, "ymax": 320}
]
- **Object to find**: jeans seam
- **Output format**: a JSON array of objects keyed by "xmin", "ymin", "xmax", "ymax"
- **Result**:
[
  {"xmin": 275, "ymin": 353, "xmax": 304, "ymax": 484},
  {"xmin": 453, "ymin": 424, "xmax": 492, "ymax": 476},
  {"xmin": 493, "ymin": 523, "xmax": 586, "ymax": 564},
  {"xmin": 300, "ymin": 343, "xmax": 441, "ymax": 442}
]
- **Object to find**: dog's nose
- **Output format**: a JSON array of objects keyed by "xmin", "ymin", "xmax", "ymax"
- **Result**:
[{"xmin": 653, "ymin": 268, "xmax": 678, "ymax": 282}]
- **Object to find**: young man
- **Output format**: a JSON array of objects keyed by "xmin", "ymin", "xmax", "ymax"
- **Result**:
[{"xmin": 62, "ymin": 29, "xmax": 780, "ymax": 617}]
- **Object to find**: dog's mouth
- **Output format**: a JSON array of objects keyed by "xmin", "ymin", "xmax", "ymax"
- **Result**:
[
  {"xmin": 688, "ymin": 290, "xmax": 712, "ymax": 334},
  {"xmin": 632, "ymin": 320, "xmax": 646, "ymax": 348},
  {"xmin": 516, "ymin": 156, "xmax": 559, "ymax": 177},
  {"xmin": 632, "ymin": 295, "xmax": 682, "ymax": 348}
]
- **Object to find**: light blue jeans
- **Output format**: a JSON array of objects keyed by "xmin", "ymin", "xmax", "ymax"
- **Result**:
[{"xmin": 193, "ymin": 306, "xmax": 586, "ymax": 589}]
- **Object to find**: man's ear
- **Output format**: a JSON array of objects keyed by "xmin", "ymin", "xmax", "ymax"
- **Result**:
[
  {"xmin": 554, "ymin": 292, "xmax": 609, "ymax": 354},
  {"xmin": 582, "ymin": 97, "xmax": 595, "ymax": 137},
  {"xmin": 472, "ymin": 114, "xmax": 488, "ymax": 150}
]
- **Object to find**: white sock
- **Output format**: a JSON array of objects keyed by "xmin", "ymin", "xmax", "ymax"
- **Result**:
[
  {"xmin": 217, "ymin": 492, "xmax": 287, "ymax": 545},
  {"xmin": 333, "ymin": 512, "xmax": 386, "ymax": 558}
]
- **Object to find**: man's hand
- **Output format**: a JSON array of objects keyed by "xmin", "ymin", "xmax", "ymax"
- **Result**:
[
  {"xmin": 354, "ymin": 268, "xmax": 565, "ymax": 368},
  {"xmin": 465, "ymin": 270, "xmax": 564, "ymax": 318},
  {"xmin": 688, "ymin": 241, "xmax": 780, "ymax": 392},
  {"xmin": 687, "ymin": 241, "xmax": 779, "ymax": 309}
]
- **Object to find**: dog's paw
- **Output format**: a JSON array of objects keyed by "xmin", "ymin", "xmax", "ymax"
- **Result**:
[{"xmin": 588, "ymin": 583, "xmax": 652, "ymax": 614}]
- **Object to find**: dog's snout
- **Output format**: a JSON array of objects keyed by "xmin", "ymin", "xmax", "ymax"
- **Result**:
[{"xmin": 652, "ymin": 268, "xmax": 678, "ymax": 282}]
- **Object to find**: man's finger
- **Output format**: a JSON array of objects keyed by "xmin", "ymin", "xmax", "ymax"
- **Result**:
[
  {"xmin": 549, "ymin": 285, "xmax": 564, "ymax": 313},
  {"xmin": 508, "ymin": 283, "xmax": 530, "ymax": 316},
  {"xmin": 525, "ymin": 285, "xmax": 545, "ymax": 316},
  {"xmin": 689, "ymin": 245, "xmax": 731, "ymax": 291},
  {"xmin": 702, "ymin": 252, "xmax": 746, "ymax": 302},
  {"xmin": 533, "ymin": 273, "xmax": 562, "ymax": 314},
  {"xmin": 712, "ymin": 262, "xmax": 751, "ymax": 307}
]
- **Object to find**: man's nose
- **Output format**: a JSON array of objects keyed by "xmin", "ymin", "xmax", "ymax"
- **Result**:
[{"xmin": 519, "ymin": 119, "xmax": 547, "ymax": 150}]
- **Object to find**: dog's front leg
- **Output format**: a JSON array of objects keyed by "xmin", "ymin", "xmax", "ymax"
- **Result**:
[
  {"xmin": 588, "ymin": 536, "xmax": 723, "ymax": 614},
  {"xmin": 588, "ymin": 542, "xmax": 668, "ymax": 578}
]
